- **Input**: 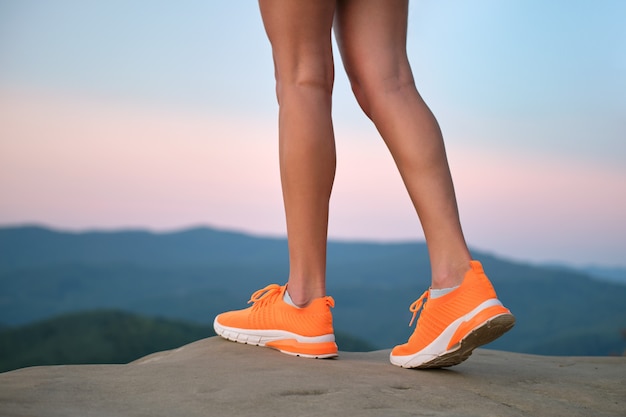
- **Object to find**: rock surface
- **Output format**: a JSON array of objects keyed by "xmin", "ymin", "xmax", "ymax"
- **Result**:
[{"xmin": 0, "ymin": 337, "xmax": 624, "ymax": 417}]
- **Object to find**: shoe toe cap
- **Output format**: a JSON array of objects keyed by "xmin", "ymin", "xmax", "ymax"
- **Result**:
[{"xmin": 390, "ymin": 342, "xmax": 412, "ymax": 357}]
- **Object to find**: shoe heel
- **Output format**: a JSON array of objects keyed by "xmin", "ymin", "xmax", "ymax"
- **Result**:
[
  {"xmin": 447, "ymin": 305, "xmax": 514, "ymax": 350},
  {"xmin": 266, "ymin": 339, "xmax": 338, "ymax": 359}
]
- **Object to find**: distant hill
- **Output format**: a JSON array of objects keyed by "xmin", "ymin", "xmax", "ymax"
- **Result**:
[
  {"xmin": 0, "ymin": 310, "xmax": 376, "ymax": 373},
  {"xmin": 0, "ymin": 225, "xmax": 291, "ymax": 270},
  {"xmin": 582, "ymin": 265, "xmax": 626, "ymax": 284},
  {"xmin": 0, "ymin": 310, "xmax": 213, "ymax": 373},
  {"xmin": 1, "ymin": 225, "xmax": 625, "ymax": 356}
]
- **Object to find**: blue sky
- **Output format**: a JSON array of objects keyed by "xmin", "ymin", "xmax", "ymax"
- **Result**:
[{"xmin": 1, "ymin": 1, "xmax": 625, "ymax": 267}]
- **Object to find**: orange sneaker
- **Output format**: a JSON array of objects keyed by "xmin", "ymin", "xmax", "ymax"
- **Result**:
[
  {"xmin": 390, "ymin": 261, "xmax": 515, "ymax": 369},
  {"xmin": 213, "ymin": 284, "xmax": 338, "ymax": 358}
]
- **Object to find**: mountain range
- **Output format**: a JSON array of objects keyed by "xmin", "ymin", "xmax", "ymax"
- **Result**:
[{"xmin": 1, "ymin": 225, "xmax": 625, "ymax": 357}]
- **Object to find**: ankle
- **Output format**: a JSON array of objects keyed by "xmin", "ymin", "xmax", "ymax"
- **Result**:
[
  {"xmin": 429, "ymin": 286, "xmax": 459, "ymax": 298},
  {"xmin": 285, "ymin": 283, "xmax": 325, "ymax": 308},
  {"xmin": 430, "ymin": 261, "xmax": 471, "ymax": 289}
]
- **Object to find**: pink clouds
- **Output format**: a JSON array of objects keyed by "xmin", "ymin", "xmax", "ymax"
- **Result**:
[
  {"xmin": 448, "ymin": 148, "xmax": 626, "ymax": 265},
  {"xmin": 0, "ymin": 87, "xmax": 284, "ymax": 232},
  {"xmin": 1, "ymin": 87, "xmax": 624, "ymax": 266}
]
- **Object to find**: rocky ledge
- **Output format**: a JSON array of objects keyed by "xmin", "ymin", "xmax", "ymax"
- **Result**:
[{"xmin": 0, "ymin": 337, "xmax": 624, "ymax": 417}]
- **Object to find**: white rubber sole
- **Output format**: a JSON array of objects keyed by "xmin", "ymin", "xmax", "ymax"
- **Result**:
[
  {"xmin": 390, "ymin": 299, "xmax": 515, "ymax": 369},
  {"xmin": 213, "ymin": 317, "xmax": 338, "ymax": 359}
]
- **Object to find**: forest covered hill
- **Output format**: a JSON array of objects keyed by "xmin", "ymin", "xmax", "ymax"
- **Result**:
[{"xmin": 0, "ymin": 310, "xmax": 375, "ymax": 372}]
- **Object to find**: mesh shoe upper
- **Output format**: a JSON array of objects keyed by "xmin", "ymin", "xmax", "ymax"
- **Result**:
[{"xmin": 215, "ymin": 284, "xmax": 335, "ymax": 338}]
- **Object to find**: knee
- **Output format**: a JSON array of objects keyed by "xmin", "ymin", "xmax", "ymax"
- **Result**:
[
  {"xmin": 347, "ymin": 76, "xmax": 373, "ymax": 119},
  {"xmin": 343, "ymin": 67, "xmax": 382, "ymax": 119},
  {"xmin": 275, "ymin": 63, "xmax": 335, "ymax": 102},
  {"xmin": 345, "ymin": 65, "xmax": 415, "ymax": 119}
]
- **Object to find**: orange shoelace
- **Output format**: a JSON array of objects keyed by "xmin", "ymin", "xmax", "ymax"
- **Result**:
[
  {"xmin": 247, "ymin": 284, "xmax": 336, "ymax": 309},
  {"xmin": 248, "ymin": 284, "xmax": 282, "ymax": 309},
  {"xmin": 408, "ymin": 290, "xmax": 429, "ymax": 327}
]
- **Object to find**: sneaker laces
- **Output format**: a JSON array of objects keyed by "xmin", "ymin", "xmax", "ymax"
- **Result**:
[
  {"xmin": 247, "ymin": 284, "xmax": 336, "ymax": 309},
  {"xmin": 408, "ymin": 290, "xmax": 429, "ymax": 327},
  {"xmin": 248, "ymin": 284, "xmax": 282, "ymax": 309}
]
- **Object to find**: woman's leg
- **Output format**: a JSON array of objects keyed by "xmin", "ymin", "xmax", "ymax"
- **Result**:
[
  {"xmin": 212, "ymin": 0, "xmax": 339, "ymax": 359},
  {"xmin": 334, "ymin": 0, "xmax": 471, "ymax": 289},
  {"xmin": 259, "ymin": 0, "xmax": 337, "ymax": 306},
  {"xmin": 335, "ymin": 0, "xmax": 514, "ymax": 369}
]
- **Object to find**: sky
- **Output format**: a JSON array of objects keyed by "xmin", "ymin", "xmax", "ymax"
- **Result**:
[{"xmin": 1, "ymin": 0, "xmax": 625, "ymax": 268}]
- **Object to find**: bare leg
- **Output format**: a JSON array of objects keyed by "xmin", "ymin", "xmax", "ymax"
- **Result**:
[
  {"xmin": 334, "ymin": 0, "xmax": 471, "ymax": 288},
  {"xmin": 259, "ymin": 0, "xmax": 337, "ymax": 306}
]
